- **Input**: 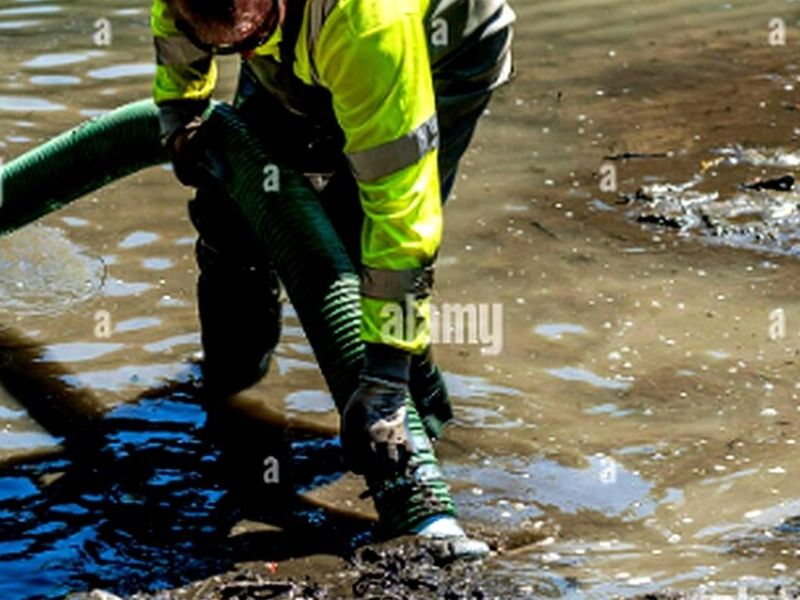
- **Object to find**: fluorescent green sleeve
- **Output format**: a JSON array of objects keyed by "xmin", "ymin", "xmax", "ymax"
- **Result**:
[
  {"xmin": 315, "ymin": 0, "xmax": 442, "ymax": 353},
  {"xmin": 151, "ymin": 0, "xmax": 218, "ymax": 105}
]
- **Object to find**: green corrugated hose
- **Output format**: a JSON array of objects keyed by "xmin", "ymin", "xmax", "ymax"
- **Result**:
[
  {"xmin": 1, "ymin": 100, "xmax": 167, "ymax": 236},
  {"xmin": 1, "ymin": 99, "xmax": 455, "ymax": 534}
]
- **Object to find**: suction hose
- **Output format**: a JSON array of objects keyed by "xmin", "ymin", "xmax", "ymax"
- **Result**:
[
  {"xmin": 1, "ymin": 100, "xmax": 167, "ymax": 236},
  {"xmin": 1, "ymin": 100, "xmax": 456, "ymax": 532}
]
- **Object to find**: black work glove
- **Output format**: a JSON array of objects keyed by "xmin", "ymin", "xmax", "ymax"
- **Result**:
[
  {"xmin": 342, "ymin": 343, "xmax": 414, "ymax": 476},
  {"xmin": 165, "ymin": 118, "xmax": 227, "ymax": 190},
  {"xmin": 159, "ymin": 100, "xmax": 226, "ymax": 190}
]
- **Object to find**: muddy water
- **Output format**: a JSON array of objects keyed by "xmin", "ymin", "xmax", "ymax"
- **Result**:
[{"xmin": 2, "ymin": 0, "xmax": 800, "ymax": 598}]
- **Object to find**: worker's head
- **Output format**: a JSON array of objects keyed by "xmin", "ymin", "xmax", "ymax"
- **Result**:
[{"xmin": 170, "ymin": 0, "xmax": 284, "ymax": 54}]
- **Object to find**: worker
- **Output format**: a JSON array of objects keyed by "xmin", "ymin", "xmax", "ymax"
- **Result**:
[{"xmin": 151, "ymin": 0, "xmax": 514, "ymax": 557}]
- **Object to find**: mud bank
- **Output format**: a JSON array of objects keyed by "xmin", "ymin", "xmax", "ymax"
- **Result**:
[{"xmin": 68, "ymin": 539, "xmax": 492, "ymax": 600}]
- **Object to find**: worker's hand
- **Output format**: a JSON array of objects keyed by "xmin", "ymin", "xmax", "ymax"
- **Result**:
[
  {"xmin": 165, "ymin": 117, "xmax": 225, "ymax": 189},
  {"xmin": 342, "ymin": 344, "xmax": 414, "ymax": 476}
]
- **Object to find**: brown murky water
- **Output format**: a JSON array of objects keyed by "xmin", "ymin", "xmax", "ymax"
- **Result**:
[{"xmin": 2, "ymin": 0, "xmax": 800, "ymax": 597}]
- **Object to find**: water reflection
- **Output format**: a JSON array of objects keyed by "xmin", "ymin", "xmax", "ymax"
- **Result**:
[
  {"xmin": 23, "ymin": 53, "xmax": 87, "ymax": 69},
  {"xmin": 0, "ymin": 328, "xmax": 367, "ymax": 599},
  {"xmin": 87, "ymin": 64, "xmax": 154, "ymax": 80},
  {"xmin": 0, "ymin": 94, "xmax": 63, "ymax": 111},
  {"xmin": 545, "ymin": 366, "xmax": 631, "ymax": 391}
]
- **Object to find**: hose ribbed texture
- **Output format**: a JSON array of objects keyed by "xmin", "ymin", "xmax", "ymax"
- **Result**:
[
  {"xmin": 201, "ymin": 103, "xmax": 363, "ymax": 407},
  {"xmin": 2, "ymin": 99, "xmax": 456, "ymax": 533},
  {"xmin": 1, "ymin": 100, "xmax": 167, "ymax": 237}
]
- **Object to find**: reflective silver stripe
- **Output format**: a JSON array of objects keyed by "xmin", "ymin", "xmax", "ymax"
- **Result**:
[
  {"xmin": 361, "ymin": 266, "xmax": 434, "ymax": 302},
  {"xmin": 347, "ymin": 114, "xmax": 439, "ymax": 182},
  {"xmin": 154, "ymin": 35, "xmax": 210, "ymax": 66},
  {"xmin": 307, "ymin": 0, "xmax": 338, "ymax": 84}
]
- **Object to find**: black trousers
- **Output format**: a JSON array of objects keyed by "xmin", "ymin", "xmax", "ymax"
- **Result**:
[{"xmin": 191, "ymin": 26, "xmax": 511, "ymax": 415}]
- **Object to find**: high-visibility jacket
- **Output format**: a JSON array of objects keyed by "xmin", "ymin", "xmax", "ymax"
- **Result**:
[{"xmin": 151, "ymin": 0, "xmax": 514, "ymax": 354}]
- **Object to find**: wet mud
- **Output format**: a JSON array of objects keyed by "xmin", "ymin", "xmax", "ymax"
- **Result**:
[{"xmin": 69, "ymin": 540, "xmax": 493, "ymax": 600}]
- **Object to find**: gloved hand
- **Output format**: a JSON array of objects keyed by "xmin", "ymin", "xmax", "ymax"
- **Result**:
[
  {"xmin": 165, "ymin": 117, "xmax": 226, "ymax": 190},
  {"xmin": 342, "ymin": 344, "xmax": 414, "ymax": 476}
]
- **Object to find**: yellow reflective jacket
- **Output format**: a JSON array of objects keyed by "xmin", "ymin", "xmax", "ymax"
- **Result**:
[{"xmin": 151, "ymin": 0, "xmax": 513, "ymax": 354}]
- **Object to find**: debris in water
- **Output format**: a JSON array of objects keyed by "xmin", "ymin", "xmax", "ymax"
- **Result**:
[
  {"xmin": 604, "ymin": 151, "xmax": 671, "ymax": 161},
  {"xmin": 626, "ymin": 148, "xmax": 800, "ymax": 256},
  {"xmin": 741, "ymin": 174, "xmax": 795, "ymax": 192},
  {"xmin": 350, "ymin": 538, "xmax": 489, "ymax": 599},
  {"xmin": 716, "ymin": 144, "xmax": 800, "ymax": 168}
]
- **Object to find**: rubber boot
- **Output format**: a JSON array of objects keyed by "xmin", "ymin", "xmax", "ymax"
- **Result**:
[
  {"xmin": 195, "ymin": 240, "xmax": 282, "ymax": 395},
  {"xmin": 189, "ymin": 192, "xmax": 282, "ymax": 396},
  {"xmin": 366, "ymin": 398, "xmax": 489, "ymax": 560}
]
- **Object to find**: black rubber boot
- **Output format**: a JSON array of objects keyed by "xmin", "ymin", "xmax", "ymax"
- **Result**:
[
  {"xmin": 189, "ymin": 192, "xmax": 282, "ymax": 395},
  {"xmin": 195, "ymin": 240, "xmax": 281, "ymax": 395}
]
